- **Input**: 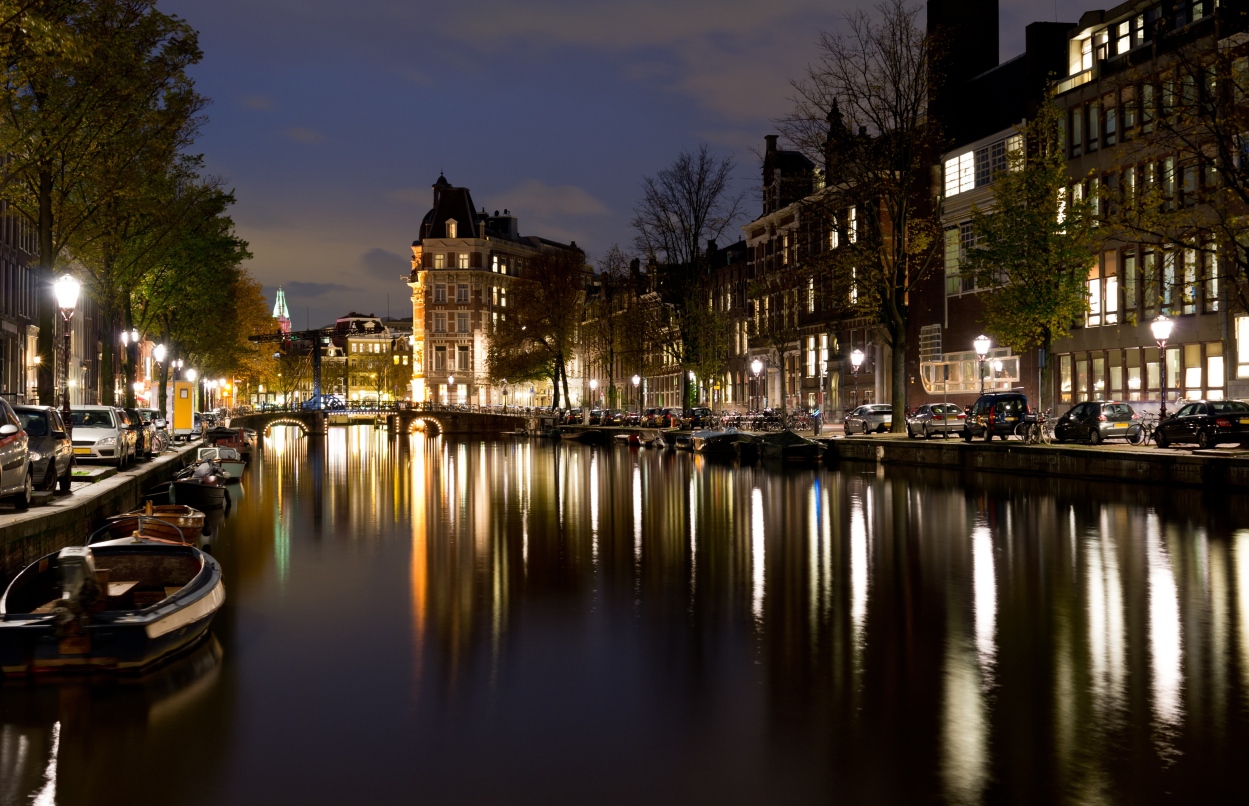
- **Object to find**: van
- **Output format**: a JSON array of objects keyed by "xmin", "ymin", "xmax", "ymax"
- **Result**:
[{"xmin": 961, "ymin": 393, "xmax": 1030, "ymax": 441}]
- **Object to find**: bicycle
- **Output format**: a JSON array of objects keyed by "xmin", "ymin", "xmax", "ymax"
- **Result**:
[
  {"xmin": 1013, "ymin": 410, "xmax": 1054, "ymax": 444},
  {"xmin": 1137, "ymin": 413, "xmax": 1159, "ymax": 446}
]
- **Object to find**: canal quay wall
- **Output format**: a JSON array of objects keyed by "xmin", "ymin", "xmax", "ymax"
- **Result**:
[
  {"xmin": 0, "ymin": 444, "xmax": 198, "ymax": 583},
  {"xmin": 827, "ymin": 435, "xmax": 1249, "ymax": 490}
]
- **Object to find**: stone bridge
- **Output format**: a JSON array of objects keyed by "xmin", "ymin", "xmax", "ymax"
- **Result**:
[{"xmin": 229, "ymin": 406, "xmax": 526, "ymax": 439}]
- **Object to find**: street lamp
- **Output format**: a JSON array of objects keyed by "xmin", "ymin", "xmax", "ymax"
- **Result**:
[
  {"xmin": 589, "ymin": 378, "xmax": 598, "ymax": 407},
  {"xmin": 1151, "ymin": 314, "xmax": 1174, "ymax": 418},
  {"xmin": 185, "ymin": 368, "xmax": 197, "ymax": 383},
  {"xmin": 53, "ymin": 274, "xmax": 80, "ymax": 428},
  {"xmin": 447, "ymin": 375, "xmax": 455, "ymax": 405},
  {"xmin": 974, "ymin": 334, "xmax": 991, "ymax": 395},
  {"xmin": 751, "ymin": 358, "xmax": 763, "ymax": 411},
  {"xmin": 850, "ymin": 349, "xmax": 864, "ymax": 407},
  {"xmin": 632, "ymin": 374, "xmax": 640, "ymax": 414}
]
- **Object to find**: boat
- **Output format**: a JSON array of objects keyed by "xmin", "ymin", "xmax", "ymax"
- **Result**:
[
  {"xmin": 197, "ymin": 447, "xmax": 245, "ymax": 482},
  {"xmin": 96, "ymin": 502, "xmax": 206, "ymax": 545},
  {"xmin": 613, "ymin": 432, "xmax": 641, "ymax": 446},
  {"xmin": 638, "ymin": 429, "xmax": 662, "ymax": 447},
  {"xmin": 756, "ymin": 430, "xmax": 826, "ymax": 463},
  {"xmin": 170, "ymin": 461, "xmax": 229, "ymax": 510},
  {"xmin": 0, "ymin": 535, "xmax": 225, "ymax": 677},
  {"xmin": 690, "ymin": 428, "xmax": 750, "ymax": 457},
  {"xmin": 204, "ymin": 426, "xmax": 252, "ymax": 461}
]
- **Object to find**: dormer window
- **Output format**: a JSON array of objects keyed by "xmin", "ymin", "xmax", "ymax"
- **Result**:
[{"xmin": 446, "ymin": 219, "xmax": 457, "ymax": 239}]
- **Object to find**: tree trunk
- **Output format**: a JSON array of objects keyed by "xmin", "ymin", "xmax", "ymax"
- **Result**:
[
  {"xmin": 123, "ymin": 305, "xmax": 137, "ymax": 409},
  {"xmin": 888, "ymin": 319, "xmax": 907, "ymax": 433},
  {"xmin": 36, "ymin": 168, "xmax": 56, "ymax": 405},
  {"xmin": 560, "ymin": 358, "xmax": 571, "ymax": 411},
  {"xmin": 100, "ymin": 305, "xmax": 117, "ymax": 406}
]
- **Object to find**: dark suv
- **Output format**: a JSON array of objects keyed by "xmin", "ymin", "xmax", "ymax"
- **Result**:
[
  {"xmin": 1054, "ymin": 401, "xmax": 1143, "ymax": 444},
  {"xmin": 962, "ymin": 392, "xmax": 1030, "ymax": 441},
  {"xmin": 1155, "ymin": 399, "xmax": 1249, "ymax": 449},
  {"xmin": 683, "ymin": 407, "xmax": 714, "ymax": 428}
]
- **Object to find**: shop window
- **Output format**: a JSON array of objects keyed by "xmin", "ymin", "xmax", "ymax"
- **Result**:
[
  {"xmin": 1146, "ymin": 347, "xmax": 1160, "ymax": 391},
  {"xmin": 1127, "ymin": 348, "xmax": 1142, "ymax": 401},
  {"xmin": 1207, "ymin": 342, "xmax": 1224, "ymax": 397},
  {"xmin": 1237, "ymin": 316, "xmax": 1249, "ymax": 378},
  {"xmin": 1060, "ymin": 354, "xmax": 1073, "ymax": 402}
]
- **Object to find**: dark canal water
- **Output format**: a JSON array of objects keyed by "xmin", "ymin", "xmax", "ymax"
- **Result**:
[{"xmin": 3, "ymin": 427, "xmax": 1249, "ymax": 804}]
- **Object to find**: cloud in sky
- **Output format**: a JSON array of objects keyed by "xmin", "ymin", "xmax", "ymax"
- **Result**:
[
  {"xmin": 286, "ymin": 281, "xmax": 356, "ymax": 297},
  {"xmin": 360, "ymin": 248, "xmax": 410, "ymax": 281},
  {"xmin": 285, "ymin": 126, "xmax": 325, "ymax": 144}
]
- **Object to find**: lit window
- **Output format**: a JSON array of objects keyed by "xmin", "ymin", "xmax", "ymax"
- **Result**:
[
  {"xmin": 1236, "ymin": 316, "xmax": 1249, "ymax": 378},
  {"xmin": 492, "ymin": 255, "xmax": 499, "ymax": 273},
  {"xmin": 848, "ymin": 207, "xmax": 857, "ymax": 242},
  {"xmin": 445, "ymin": 220, "xmax": 457, "ymax": 239},
  {"xmin": 458, "ymin": 253, "xmax": 469, "ymax": 269},
  {"xmin": 433, "ymin": 254, "xmax": 445, "ymax": 269},
  {"xmin": 807, "ymin": 278, "xmax": 814, "ymax": 313}
]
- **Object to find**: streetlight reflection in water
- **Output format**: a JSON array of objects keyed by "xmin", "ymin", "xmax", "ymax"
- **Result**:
[{"xmin": 1, "ymin": 428, "xmax": 1248, "ymax": 803}]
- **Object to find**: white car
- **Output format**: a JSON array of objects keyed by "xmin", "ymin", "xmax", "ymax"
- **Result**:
[
  {"xmin": 0, "ymin": 397, "xmax": 32, "ymax": 509},
  {"xmin": 68, "ymin": 406, "xmax": 137, "ymax": 468}
]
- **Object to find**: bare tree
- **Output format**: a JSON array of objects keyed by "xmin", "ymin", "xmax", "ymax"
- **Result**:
[
  {"xmin": 631, "ymin": 145, "xmax": 745, "ymax": 406},
  {"xmin": 779, "ymin": 0, "xmax": 942, "ymax": 430},
  {"xmin": 486, "ymin": 248, "xmax": 588, "ymax": 410}
]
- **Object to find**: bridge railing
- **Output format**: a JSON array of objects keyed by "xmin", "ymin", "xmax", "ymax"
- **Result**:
[{"xmin": 232, "ymin": 402, "xmax": 533, "ymax": 416}]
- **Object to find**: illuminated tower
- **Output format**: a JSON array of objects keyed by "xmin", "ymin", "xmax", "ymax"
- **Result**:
[{"xmin": 273, "ymin": 286, "xmax": 291, "ymax": 334}]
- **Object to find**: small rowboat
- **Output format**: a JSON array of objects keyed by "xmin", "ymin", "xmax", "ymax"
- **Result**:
[
  {"xmin": 94, "ymin": 503, "xmax": 205, "ymax": 545},
  {"xmin": 0, "ymin": 535, "xmax": 225, "ymax": 677}
]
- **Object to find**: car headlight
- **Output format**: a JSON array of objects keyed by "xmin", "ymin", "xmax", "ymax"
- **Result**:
[
  {"xmin": 28, "ymin": 450, "xmax": 42, "ymax": 462},
  {"xmin": 97, "ymin": 437, "xmax": 116, "ymax": 446}
]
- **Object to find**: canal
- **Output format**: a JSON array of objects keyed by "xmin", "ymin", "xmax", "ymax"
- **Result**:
[{"xmin": 3, "ymin": 427, "xmax": 1249, "ymax": 804}]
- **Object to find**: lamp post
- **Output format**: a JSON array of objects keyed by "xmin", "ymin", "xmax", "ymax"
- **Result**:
[
  {"xmin": 447, "ymin": 375, "xmax": 455, "ymax": 406},
  {"xmin": 850, "ymin": 349, "xmax": 864, "ymax": 408},
  {"xmin": 974, "ymin": 334, "xmax": 991, "ymax": 395},
  {"xmin": 1151, "ymin": 314, "xmax": 1174, "ymax": 419},
  {"xmin": 751, "ymin": 358, "xmax": 763, "ymax": 412},
  {"xmin": 631, "ymin": 374, "xmax": 640, "ymax": 414},
  {"xmin": 53, "ymin": 275, "xmax": 80, "ymax": 430}
]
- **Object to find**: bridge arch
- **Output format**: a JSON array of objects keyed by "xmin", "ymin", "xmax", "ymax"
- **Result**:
[
  {"xmin": 407, "ymin": 416, "xmax": 443, "ymax": 436},
  {"xmin": 263, "ymin": 417, "xmax": 310, "ymax": 436}
]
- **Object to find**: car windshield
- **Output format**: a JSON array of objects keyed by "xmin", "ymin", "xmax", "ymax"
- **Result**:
[
  {"xmin": 16, "ymin": 412, "xmax": 47, "ymax": 437},
  {"xmin": 1210, "ymin": 401, "xmax": 1249, "ymax": 413},
  {"xmin": 68, "ymin": 409, "xmax": 115, "ymax": 428}
]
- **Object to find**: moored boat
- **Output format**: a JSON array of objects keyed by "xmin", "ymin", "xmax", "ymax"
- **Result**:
[
  {"xmin": 197, "ymin": 447, "xmax": 245, "ymax": 482},
  {"xmin": 0, "ymin": 539, "xmax": 225, "ymax": 677},
  {"xmin": 96, "ymin": 503, "xmax": 206, "ymax": 545},
  {"xmin": 691, "ymin": 428, "xmax": 749, "ymax": 457},
  {"xmin": 757, "ymin": 430, "xmax": 826, "ymax": 463},
  {"xmin": 171, "ymin": 461, "xmax": 228, "ymax": 510}
]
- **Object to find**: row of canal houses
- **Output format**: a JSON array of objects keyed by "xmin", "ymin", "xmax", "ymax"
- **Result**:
[
  {"xmin": 407, "ymin": 0, "xmax": 1249, "ymax": 416},
  {"xmin": 709, "ymin": 0, "xmax": 1249, "ymax": 417}
]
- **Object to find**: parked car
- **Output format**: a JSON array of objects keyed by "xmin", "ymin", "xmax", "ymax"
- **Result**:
[
  {"xmin": 588, "ymin": 409, "xmax": 605, "ymax": 425},
  {"xmin": 0, "ymin": 398, "xmax": 33, "ymax": 508},
  {"xmin": 659, "ymin": 407, "xmax": 684, "ymax": 428},
  {"xmin": 845, "ymin": 404, "xmax": 893, "ymax": 435},
  {"xmin": 1053, "ymin": 400, "xmax": 1143, "ymax": 444},
  {"xmin": 125, "ymin": 407, "xmax": 156, "ymax": 460},
  {"xmin": 1154, "ymin": 399, "xmax": 1249, "ymax": 449},
  {"xmin": 191, "ymin": 411, "xmax": 204, "ymax": 440},
  {"xmin": 563, "ymin": 408, "xmax": 584, "ymax": 424},
  {"xmin": 67, "ymin": 405, "xmax": 136, "ymax": 468},
  {"xmin": 136, "ymin": 407, "xmax": 167, "ymax": 430},
  {"xmin": 683, "ymin": 407, "xmax": 714, "ymax": 429},
  {"xmin": 641, "ymin": 408, "xmax": 662, "ymax": 427},
  {"xmin": 962, "ymin": 392, "xmax": 1030, "ymax": 441},
  {"xmin": 906, "ymin": 403, "xmax": 966, "ymax": 438},
  {"xmin": 13, "ymin": 405, "xmax": 73, "ymax": 492},
  {"xmin": 603, "ymin": 410, "xmax": 626, "ymax": 426},
  {"xmin": 623, "ymin": 410, "xmax": 641, "ymax": 426}
]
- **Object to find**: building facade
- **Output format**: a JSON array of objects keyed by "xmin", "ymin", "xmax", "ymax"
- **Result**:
[{"xmin": 408, "ymin": 175, "xmax": 586, "ymax": 407}]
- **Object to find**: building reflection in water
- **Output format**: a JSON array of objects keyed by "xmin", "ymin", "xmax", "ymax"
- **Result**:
[{"xmin": 11, "ymin": 429, "xmax": 1249, "ymax": 803}]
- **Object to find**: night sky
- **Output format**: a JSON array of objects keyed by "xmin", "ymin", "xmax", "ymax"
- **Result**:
[{"xmin": 164, "ymin": 0, "xmax": 1091, "ymax": 329}]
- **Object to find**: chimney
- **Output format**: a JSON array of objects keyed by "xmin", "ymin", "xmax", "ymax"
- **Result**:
[{"xmin": 764, "ymin": 134, "xmax": 778, "ymax": 153}]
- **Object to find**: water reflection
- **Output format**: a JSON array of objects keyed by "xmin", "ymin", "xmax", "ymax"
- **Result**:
[{"xmin": 3, "ymin": 429, "xmax": 1249, "ymax": 803}]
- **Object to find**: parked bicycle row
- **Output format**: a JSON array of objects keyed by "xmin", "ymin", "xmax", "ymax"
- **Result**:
[{"xmin": 847, "ymin": 391, "xmax": 1249, "ymax": 449}]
